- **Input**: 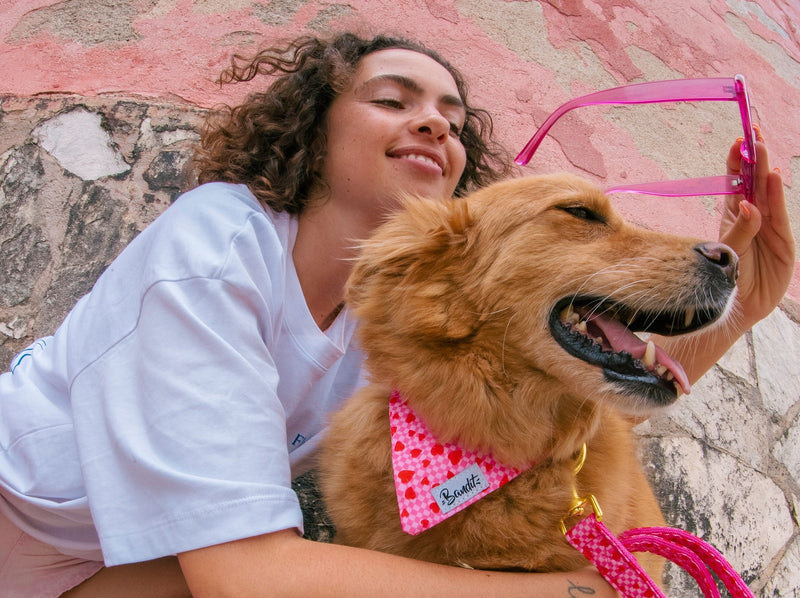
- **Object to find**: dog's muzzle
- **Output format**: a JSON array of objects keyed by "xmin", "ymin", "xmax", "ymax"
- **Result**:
[{"xmin": 548, "ymin": 242, "xmax": 738, "ymax": 406}]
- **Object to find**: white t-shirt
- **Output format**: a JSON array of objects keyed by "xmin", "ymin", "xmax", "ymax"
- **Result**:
[{"xmin": 0, "ymin": 182, "xmax": 365, "ymax": 566}]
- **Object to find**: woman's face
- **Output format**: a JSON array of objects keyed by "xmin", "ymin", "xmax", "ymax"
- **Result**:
[{"xmin": 319, "ymin": 48, "xmax": 468, "ymax": 228}]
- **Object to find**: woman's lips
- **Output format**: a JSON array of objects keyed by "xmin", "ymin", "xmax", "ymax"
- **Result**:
[{"xmin": 388, "ymin": 149, "xmax": 444, "ymax": 175}]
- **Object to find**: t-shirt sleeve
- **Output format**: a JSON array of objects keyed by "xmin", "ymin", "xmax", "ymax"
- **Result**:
[{"xmin": 67, "ymin": 198, "xmax": 303, "ymax": 565}]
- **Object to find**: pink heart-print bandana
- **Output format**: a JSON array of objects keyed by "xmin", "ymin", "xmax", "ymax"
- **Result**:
[{"xmin": 390, "ymin": 390, "xmax": 525, "ymax": 535}]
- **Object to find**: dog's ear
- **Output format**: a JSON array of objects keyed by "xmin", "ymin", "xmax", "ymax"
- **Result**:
[{"xmin": 347, "ymin": 196, "xmax": 477, "ymax": 340}]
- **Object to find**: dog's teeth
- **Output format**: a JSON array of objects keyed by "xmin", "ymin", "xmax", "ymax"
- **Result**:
[
  {"xmin": 655, "ymin": 364, "xmax": 667, "ymax": 376},
  {"xmin": 665, "ymin": 371, "xmax": 675, "ymax": 381},
  {"xmin": 643, "ymin": 340, "xmax": 656, "ymax": 368},
  {"xmin": 575, "ymin": 320, "xmax": 587, "ymax": 333},
  {"xmin": 595, "ymin": 336, "xmax": 604, "ymax": 345},
  {"xmin": 561, "ymin": 305, "xmax": 580, "ymax": 325},
  {"xmin": 684, "ymin": 306, "xmax": 696, "ymax": 328}
]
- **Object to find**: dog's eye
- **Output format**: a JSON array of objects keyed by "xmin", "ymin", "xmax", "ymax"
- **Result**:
[{"xmin": 560, "ymin": 206, "xmax": 604, "ymax": 223}]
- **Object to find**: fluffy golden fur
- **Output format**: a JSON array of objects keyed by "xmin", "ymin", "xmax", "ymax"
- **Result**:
[{"xmin": 319, "ymin": 174, "xmax": 738, "ymax": 576}]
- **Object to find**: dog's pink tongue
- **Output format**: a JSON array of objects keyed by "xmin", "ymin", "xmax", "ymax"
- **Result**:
[{"xmin": 587, "ymin": 313, "xmax": 691, "ymax": 395}]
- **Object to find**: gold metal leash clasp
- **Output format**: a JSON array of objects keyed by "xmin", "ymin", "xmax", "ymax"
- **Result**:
[{"xmin": 560, "ymin": 443, "xmax": 603, "ymax": 535}]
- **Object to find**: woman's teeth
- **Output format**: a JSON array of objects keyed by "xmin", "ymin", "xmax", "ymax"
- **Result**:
[{"xmin": 406, "ymin": 154, "xmax": 439, "ymax": 168}]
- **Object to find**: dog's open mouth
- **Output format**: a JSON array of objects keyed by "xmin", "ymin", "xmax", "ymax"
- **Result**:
[{"xmin": 549, "ymin": 296, "xmax": 725, "ymax": 405}]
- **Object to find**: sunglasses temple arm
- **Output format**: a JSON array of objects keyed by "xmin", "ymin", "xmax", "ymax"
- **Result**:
[
  {"xmin": 515, "ymin": 78, "xmax": 739, "ymax": 165},
  {"xmin": 514, "ymin": 101, "xmax": 581, "ymax": 165},
  {"xmin": 605, "ymin": 175, "xmax": 746, "ymax": 197}
]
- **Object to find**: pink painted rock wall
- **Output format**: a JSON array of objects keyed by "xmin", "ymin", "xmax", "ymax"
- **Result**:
[{"xmin": 2, "ymin": 0, "xmax": 798, "ymax": 309}]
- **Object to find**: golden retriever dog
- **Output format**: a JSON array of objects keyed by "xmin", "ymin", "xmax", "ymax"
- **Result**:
[{"xmin": 319, "ymin": 173, "xmax": 738, "ymax": 578}]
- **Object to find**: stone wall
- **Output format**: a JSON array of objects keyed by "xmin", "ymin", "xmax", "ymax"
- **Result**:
[
  {"xmin": 637, "ymin": 313, "xmax": 800, "ymax": 595},
  {"xmin": 2, "ymin": 89, "xmax": 799, "ymax": 597},
  {"xmin": 0, "ymin": 94, "xmax": 203, "ymax": 363}
]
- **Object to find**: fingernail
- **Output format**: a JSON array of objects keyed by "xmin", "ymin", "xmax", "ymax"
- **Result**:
[
  {"xmin": 740, "ymin": 201, "xmax": 751, "ymax": 219},
  {"xmin": 774, "ymin": 166, "xmax": 782, "ymax": 174},
  {"xmin": 753, "ymin": 123, "xmax": 764, "ymax": 142},
  {"xmin": 736, "ymin": 136, "xmax": 745, "ymax": 144}
]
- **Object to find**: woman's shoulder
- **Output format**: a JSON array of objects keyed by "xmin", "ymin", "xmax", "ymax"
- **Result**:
[
  {"xmin": 141, "ymin": 182, "xmax": 294, "ymax": 267},
  {"xmin": 169, "ymin": 182, "xmax": 289, "ymax": 232},
  {"xmin": 92, "ymin": 182, "xmax": 295, "ymax": 296},
  {"xmin": 175, "ymin": 181, "xmax": 258, "ymax": 205}
]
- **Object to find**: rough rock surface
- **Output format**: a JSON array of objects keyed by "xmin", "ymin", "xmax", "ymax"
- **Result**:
[{"xmin": 0, "ymin": 95, "xmax": 203, "ymax": 360}]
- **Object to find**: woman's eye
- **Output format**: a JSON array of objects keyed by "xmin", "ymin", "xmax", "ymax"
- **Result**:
[
  {"xmin": 449, "ymin": 122, "xmax": 462, "ymax": 136},
  {"xmin": 373, "ymin": 98, "xmax": 404, "ymax": 109}
]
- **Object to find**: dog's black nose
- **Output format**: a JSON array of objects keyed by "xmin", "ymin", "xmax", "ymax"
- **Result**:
[{"xmin": 695, "ymin": 242, "xmax": 739, "ymax": 283}]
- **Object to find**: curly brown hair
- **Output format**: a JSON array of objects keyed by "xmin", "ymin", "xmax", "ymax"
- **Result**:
[{"xmin": 195, "ymin": 32, "xmax": 510, "ymax": 214}]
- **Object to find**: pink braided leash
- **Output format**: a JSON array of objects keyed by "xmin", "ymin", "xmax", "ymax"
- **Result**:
[{"xmin": 565, "ymin": 515, "xmax": 755, "ymax": 598}]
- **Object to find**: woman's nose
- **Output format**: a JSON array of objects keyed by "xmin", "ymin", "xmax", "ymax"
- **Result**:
[{"xmin": 413, "ymin": 109, "xmax": 450, "ymax": 142}]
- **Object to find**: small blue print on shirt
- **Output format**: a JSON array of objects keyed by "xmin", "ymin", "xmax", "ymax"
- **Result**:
[
  {"xmin": 291, "ymin": 433, "xmax": 307, "ymax": 447},
  {"xmin": 10, "ymin": 339, "xmax": 47, "ymax": 374}
]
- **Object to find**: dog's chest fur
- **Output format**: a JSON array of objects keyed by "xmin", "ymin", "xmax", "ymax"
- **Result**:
[{"xmin": 319, "ymin": 382, "xmax": 663, "ymax": 573}]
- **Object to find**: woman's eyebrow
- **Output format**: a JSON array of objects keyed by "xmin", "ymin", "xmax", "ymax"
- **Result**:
[{"xmin": 356, "ymin": 73, "xmax": 465, "ymax": 109}]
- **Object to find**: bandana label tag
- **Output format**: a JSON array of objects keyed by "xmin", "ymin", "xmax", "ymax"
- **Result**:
[{"xmin": 432, "ymin": 463, "xmax": 489, "ymax": 514}]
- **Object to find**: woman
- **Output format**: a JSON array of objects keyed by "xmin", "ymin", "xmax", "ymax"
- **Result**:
[{"xmin": 0, "ymin": 33, "xmax": 793, "ymax": 597}]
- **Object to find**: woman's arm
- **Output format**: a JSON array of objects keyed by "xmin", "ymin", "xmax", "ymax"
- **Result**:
[
  {"xmin": 658, "ymin": 135, "xmax": 795, "ymax": 385},
  {"xmin": 61, "ymin": 557, "xmax": 191, "ymax": 598},
  {"xmin": 178, "ymin": 529, "xmax": 616, "ymax": 598}
]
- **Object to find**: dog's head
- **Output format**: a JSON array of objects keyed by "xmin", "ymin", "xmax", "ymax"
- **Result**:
[{"xmin": 346, "ymin": 174, "xmax": 737, "ymax": 463}]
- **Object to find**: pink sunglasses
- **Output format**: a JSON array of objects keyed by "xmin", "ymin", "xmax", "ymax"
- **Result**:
[{"xmin": 515, "ymin": 75, "xmax": 756, "ymax": 202}]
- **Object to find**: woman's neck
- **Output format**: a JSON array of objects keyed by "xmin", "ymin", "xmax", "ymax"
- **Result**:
[{"xmin": 292, "ymin": 199, "xmax": 364, "ymax": 331}]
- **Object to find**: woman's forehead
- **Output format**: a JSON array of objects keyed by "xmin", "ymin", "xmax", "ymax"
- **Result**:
[{"xmin": 353, "ymin": 48, "xmax": 462, "ymax": 101}]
